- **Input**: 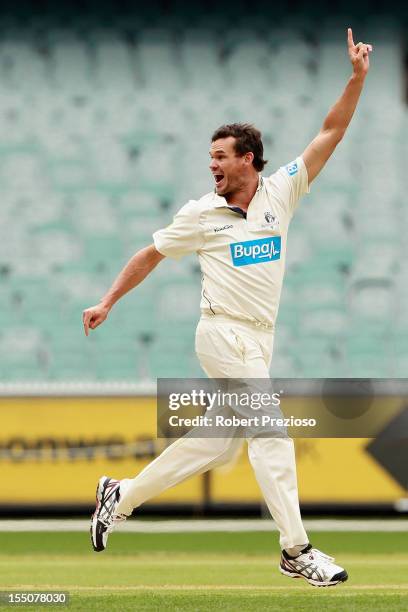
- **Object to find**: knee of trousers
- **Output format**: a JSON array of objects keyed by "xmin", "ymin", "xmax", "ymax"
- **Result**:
[{"xmin": 209, "ymin": 438, "xmax": 243, "ymax": 468}]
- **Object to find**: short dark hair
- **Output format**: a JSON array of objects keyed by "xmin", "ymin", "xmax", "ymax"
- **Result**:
[{"xmin": 211, "ymin": 123, "xmax": 268, "ymax": 172}]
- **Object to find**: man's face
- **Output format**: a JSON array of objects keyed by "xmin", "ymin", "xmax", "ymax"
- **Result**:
[{"xmin": 209, "ymin": 137, "xmax": 248, "ymax": 196}]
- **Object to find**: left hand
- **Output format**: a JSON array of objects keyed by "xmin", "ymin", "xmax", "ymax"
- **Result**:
[{"xmin": 347, "ymin": 27, "xmax": 372, "ymax": 77}]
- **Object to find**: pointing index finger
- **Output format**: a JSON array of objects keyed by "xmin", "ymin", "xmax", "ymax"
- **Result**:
[
  {"xmin": 347, "ymin": 27, "xmax": 355, "ymax": 49},
  {"xmin": 83, "ymin": 310, "xmax": 90, "ymax": 336}
]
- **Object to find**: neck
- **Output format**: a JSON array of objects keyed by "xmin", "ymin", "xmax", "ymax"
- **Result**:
[{"xmin": 224, "ymin": 174, "xmax": 259, "ymax": 211}]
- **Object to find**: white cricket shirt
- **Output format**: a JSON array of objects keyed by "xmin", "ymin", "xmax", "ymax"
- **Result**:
[{"xmin": 153, "ymin": 156, "xmax": 310, "ymax": 328}]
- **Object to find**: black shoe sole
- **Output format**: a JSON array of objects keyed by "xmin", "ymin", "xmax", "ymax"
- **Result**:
[
  {"xmin": 280, "ymin": 565, "xmax": 348, "ymax": 587},
  {"xmin": 90, "ymin": 517, "xmax": 107, "ymax": 552},
  {"xmin": 90, "ymin": 477, "xmax": 110, "ymax": 552}
]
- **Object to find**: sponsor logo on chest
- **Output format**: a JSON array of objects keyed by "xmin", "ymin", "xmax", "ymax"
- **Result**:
[
  {"xmin": 230, "ymin": 236, "xmax": 281, "ymax": 267},
  {"xmin": 213, "ymin": 224, "xmax": 233, "ymax": 233}
]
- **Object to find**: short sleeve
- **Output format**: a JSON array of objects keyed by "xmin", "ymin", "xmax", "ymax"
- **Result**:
[
  {"xmin": 268, "ymin": 155, "xmax": 310, "ymax": 217},
  {"xmin": 153, "ymin": 200, "xmax": 204, "ymax": 259}
]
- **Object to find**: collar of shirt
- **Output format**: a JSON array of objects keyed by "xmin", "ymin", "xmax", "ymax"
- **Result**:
[{"xmin": 212, "ymin": 174, "xmax": 263, "ymax": 209}]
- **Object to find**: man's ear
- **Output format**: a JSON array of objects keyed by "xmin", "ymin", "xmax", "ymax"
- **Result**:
[{"xmin": 244, "ymin": 151, "xmax": 254, "ymax": 165}]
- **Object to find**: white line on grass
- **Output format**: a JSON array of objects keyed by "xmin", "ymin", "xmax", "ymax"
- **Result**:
[
  {"xmin": 2, "ymin": 584, "xmax": 408, "ymax": 592},
  {"xmin": 0, "ymin": 519, "xmax": 407, "ymax": 532}
]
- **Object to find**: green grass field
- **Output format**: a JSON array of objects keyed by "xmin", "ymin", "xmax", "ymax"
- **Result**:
[{"xmin": 0, "ymin": 531, "xmax": 407, "ymax": 611}]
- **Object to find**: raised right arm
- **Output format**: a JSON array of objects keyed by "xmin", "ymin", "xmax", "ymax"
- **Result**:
[{"xmin": 82, "ymin": 244, "xmax": 165, "ymax": 336}]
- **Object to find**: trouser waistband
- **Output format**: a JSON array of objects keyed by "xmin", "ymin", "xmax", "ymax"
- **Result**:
[{"xmin": 200, "ymin": 312, "xmax": 274, "ymax": 332}]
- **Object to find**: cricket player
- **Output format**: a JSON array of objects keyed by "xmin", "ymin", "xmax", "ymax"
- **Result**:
[{"xmin": 83, "ymin": 29, "xmax": 371, "ymax": 587}]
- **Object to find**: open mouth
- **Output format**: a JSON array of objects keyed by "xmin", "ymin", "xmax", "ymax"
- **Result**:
[{"xmin": 214, "ymin": 174, "xmax": 224, "ymax": 187}]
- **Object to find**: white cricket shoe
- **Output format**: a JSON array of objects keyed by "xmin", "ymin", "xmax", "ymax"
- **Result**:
[
  {"xmin": 279, "ymin": 544, "xmax": 348, "ymax": 587},
  {"xmin": 90, "ymin": 476, "xmax": 127, "ymax": 552}
]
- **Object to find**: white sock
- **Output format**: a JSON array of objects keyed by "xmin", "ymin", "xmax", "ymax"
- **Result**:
[
  {"xmin": 118, "ymin": 479, "xmax": 131, "ymax": 504},
  {"xmin": 285, "ymin": 543, "xmax": 309, "ymax": 558}
]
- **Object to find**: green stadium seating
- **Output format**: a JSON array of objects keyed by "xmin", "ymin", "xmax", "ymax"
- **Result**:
[{"xmin": 0, "ymin": 17, "xmax": 405, "ymax": 381}]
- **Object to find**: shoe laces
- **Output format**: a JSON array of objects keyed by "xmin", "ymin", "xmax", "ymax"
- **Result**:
[
  {"xmin": 297, "ymin": 549, "xmax": 339, "ymax": 577},
  {"xmin": 106, "ymin": 513, "xmax": 127, "ymax": 534},
  {"xmin": 310, "ymin": 547, "xmax": 335, "ymax": 563}
]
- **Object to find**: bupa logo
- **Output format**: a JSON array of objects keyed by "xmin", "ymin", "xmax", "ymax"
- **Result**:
[
  {"xmin": 286, "ymin": 161, "xmax": 298, "ymax": 176},
  {"xmin": 230, "ymin": 237, "xmax": 281, "ymax": 267}
]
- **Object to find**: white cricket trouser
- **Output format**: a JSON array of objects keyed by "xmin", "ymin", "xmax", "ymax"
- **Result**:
[{"xmin": 115, "ymin": 314, "xmax": 308, "ymax": 550}]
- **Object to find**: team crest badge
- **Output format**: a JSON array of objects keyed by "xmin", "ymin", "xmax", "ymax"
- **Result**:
[{"xmin": 264, "ymin": 211, "xmax": 277, "ymax": 224}]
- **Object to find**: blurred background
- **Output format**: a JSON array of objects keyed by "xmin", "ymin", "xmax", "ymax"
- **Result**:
[{"xmin": 0, "ymin": 0, "xmax": 407, "ymax": 516}]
